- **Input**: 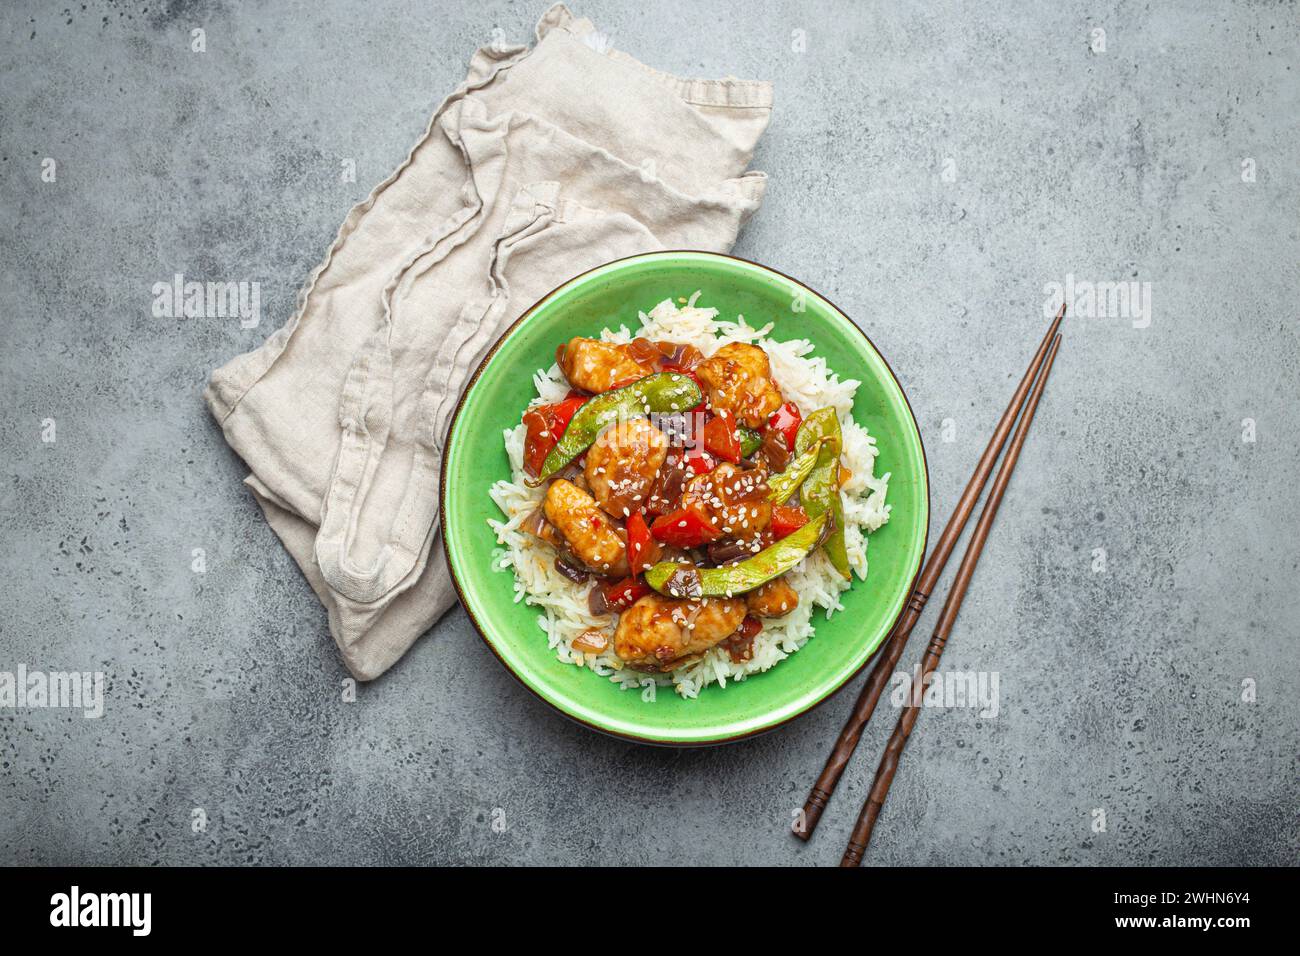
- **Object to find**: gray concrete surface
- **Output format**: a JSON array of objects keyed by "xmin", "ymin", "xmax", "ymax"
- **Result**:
[{"xmin": 1, "ymin": 0, "xmax": 1296, "ymax": 867}]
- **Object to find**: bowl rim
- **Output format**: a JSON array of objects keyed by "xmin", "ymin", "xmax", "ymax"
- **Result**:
[{"xmin": 440, "ymin": 250, "xmax": 930, "ymax": 746}]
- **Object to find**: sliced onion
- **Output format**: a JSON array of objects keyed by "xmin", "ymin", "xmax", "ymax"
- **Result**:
[
  {"xmin": 625, "ymin": 337, "xmax": 661, "ymax": 366},
  {"xmin": 706, "ymin": 537, "xmax": 756, "ymax": 566},
  {"xmin": 521, "ymin": 507, "xmax": 549, "ymax": 538},
  {"xmin": 588, "ymin": 583, "xmax": 613, "ymax": 616},
  {"xmin": 657, "ymin": 341, "xmax": 703, "ymax": 371},
  {"xmin": 572, "ymin": 629, "xmax": 609, "ymax": 654},
  {"xmin": 556, "ymin": 460, "xmax": 584, "ymax": 484},
  {"xmin": 654, "ymin": 454, "xmax": 688, "ymax": 507},
  {"xmin": 662, "ymin": 566, "xmax": 703, "ymax": 600},
  {"xmin": 760, "ymin": 428, "xmax": 791, "ymax": 472},
  {"xmin": 656, "ymin": 412, "xmax": 691, "ymax": 446},
  {"xmin": 554, "ymin": 552, "xmax": 590, "ymax": 583}
]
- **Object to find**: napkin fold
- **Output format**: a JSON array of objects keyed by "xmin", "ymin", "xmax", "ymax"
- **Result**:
[{"xmin": 205, "ymin": 3, "xmax": 773, "ymax": 679}]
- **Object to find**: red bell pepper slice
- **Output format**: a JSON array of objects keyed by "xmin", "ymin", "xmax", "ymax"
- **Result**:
[
  {"xmin": 626, "ymin": 511, "xmax": 659, "ymax": 574},
  {"xmin": 522, "ymin": 408, "xmax": 552, "ymax": 478},
  {"xmin": 603, "ymin": 576, "xmax": 650, "ymax": 610},
  {"xmin": 703, "ymin": 410, "xmax": 742, "ymax": 463},
  {"xmin": 551, "ymin": 396, "xmax": 585, "ymax": 434},
  {"xmin": 650, "ymin": 504, "xmax": 722, "ymax": 548},
  {"xmin": 522, "ymin": 395, "xmax": 586, "ymax": 477},
  {"xmin": 768, "ymin": 402, "xmax": 803, "ymax": 451},
  {"xmin": 769, "ymin": 504, "xmax": 810, "ymax": 540},
  {"xmin": 680, "ymin": 446, "xmax": 714, "ymax": 478}
]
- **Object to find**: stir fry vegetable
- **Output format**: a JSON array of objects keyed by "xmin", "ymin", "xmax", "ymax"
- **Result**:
[
  {"xmin": 702, "ymin": 409, "xmax": 761, "ymax": 463},
  {"xmin": 702, "ymin": 409, "xmax": 743, "ymax": 463},
  {"xmin": 605, "ymin": 577, "xmax": 650, "ymax": 610},
  {"xmin": 765, "ymin": 437, "xmax": 825, "ymax": 503},
  {"xmin": 680, "ymin": 445, "xmax": 714, "ymax": 477},
  {"xmin": 528, "ymin": 372, "xmax": 702, "ymax": 484},
  {"xmin": 768, "ymin": 402, "xmax": 802, "ymax": 450},
  {"xmin": 793, "ymin": 407, "xmax": 841, "ymax": 457},
  {"xmin": 650, "ymin": 503, "xmax": 722, "ymax": 549},
  {"xmin": 588, "ymin": 576, "xmax": 651, "ymax": 616},
  {"xmin": 794, "ymin": 409, "xmax": 851, "ymax": 579},
  {"xmin": 522, "ymin": 395, "xmax": 586, "ymax": 478},
  {"xmin": 644, "ymin": 511, "xmax": 830, "ymax": 599},
  {"xmin": 625, "ymin": 511, "xmax": 658, "ymax": 574},
  {"xmin": 769, "ymin": 504, "xmax": 809, "ymax": 539}
]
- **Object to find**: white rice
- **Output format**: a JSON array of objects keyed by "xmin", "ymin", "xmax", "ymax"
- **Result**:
[{"xmin": 487, "ymin": 293, "xmax": 891, "ymax": 699}]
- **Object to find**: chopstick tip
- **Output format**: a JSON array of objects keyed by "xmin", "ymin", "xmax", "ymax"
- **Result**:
[{"xmin": 1046, "ymin": 303, "xmax": 1066, "ymax": 340}]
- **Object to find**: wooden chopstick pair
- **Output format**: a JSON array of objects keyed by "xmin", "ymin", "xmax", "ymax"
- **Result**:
[{"xmin": 792, "ymin": 305, "xmax": 1066, "ymax": 866}]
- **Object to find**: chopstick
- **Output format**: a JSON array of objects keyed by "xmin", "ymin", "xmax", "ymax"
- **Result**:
[
  {"xmin": 839, "ymin": 332, "xmax": 1062, "ymax": 866},
  {"xmin": 793, "ymin": 304, "xmax": 1066, "ymax": 841}
]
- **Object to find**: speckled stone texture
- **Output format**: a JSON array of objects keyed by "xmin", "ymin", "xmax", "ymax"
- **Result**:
[{"xmin": 1, "ymin": 0, "xmax": 1296, "ymax": 867}]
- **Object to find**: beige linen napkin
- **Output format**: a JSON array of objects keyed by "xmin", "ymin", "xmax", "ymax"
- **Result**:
[{"xmin": 204, "ymin": 4, "xmax": 772, "ymax": 679}]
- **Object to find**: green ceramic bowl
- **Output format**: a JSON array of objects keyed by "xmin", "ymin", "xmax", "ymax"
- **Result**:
[{"xmin": 441, "ymin": 252, "xmax": 928, "ymax": 745}]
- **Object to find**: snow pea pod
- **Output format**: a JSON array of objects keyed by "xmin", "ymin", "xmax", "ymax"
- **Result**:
[
  {"xmin": 644, "ymin": 511, "xmax": 830, "ymax": 599},
  {"xmin": 529, "ymin": 372, "xmax": 701, "ymax": 485},
  {"xmin": 765, "ymin": 438, "xmax": 825, "ymax": 503},
  {"xmin": 795, "ymin": 408, "xmax": 851, "ymax": 579},
  {"xmin": 794, "ymin": 407, "xmax": 842, "ymax": 457}
]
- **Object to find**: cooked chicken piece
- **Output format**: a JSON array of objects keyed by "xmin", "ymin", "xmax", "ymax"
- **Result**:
[
  {"xmin": 585, "ymin": 418, "xmax": 668, "ymax": 518},
  {"xmin": 557, "ymin": 337, "xmax": 652, "ymax": 393},
  {"xmin": 542, "ymin": 479, "xmax": 629, "ymax": 577},
  {"xmin": 681, "ymin": 461, "xmax": 772, "ymax": 539},
  {"xmin": 614, "ymin": 593, "xmax": 747, "ymax": 672},
  {"xmin": 694, "ymin": 342, "xmax": 784, "ymax": 428},
  {"xmin": 746, "ymin": 576, "xmax": 799, "ymax": 618}
]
